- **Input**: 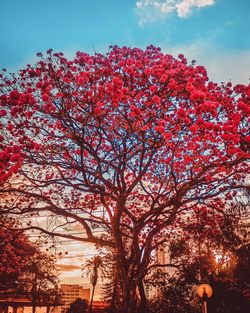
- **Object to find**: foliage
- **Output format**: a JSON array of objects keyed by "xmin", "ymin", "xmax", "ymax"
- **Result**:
[
  {"xmin": 83, "ymin": 256, "xmax": 106, "ymax": 313},
  {"xmin": 0, "ymin": 216, "xmax": 60, "ymax": 312},
  {"xmin": 0, "ymin": 46, "xmax": 249, "ymax": 312},
  {"xmin": 0, "ymin": 216, "xmax": 35, "ymax": 290},
  {"xmin": 0, "ymin": 142, "xmax": 23, "ymax": 184},
  {"xmin": 148, "ymin": 271, "xmax": 199, "ymax": 313},
  {"xmin": 66, "ymin": 298, "xmax": 88, "ymax": 313},
  {"xmin": 147, "ymin": 204, "xmax": 250, "ymax": 313},
  {"xmin": 100, "ymin": 251, "xmax": 123, "ymax": 312},
  {"xmin": 83, "ymin": 256, "xmax": 106, "ymax": 286},
  {"xmin": 19, "ymin": 250, "xmax": 61, "ymax": 313}
]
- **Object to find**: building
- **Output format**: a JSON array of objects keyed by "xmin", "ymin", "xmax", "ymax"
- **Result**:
[
  {"xmin": 145, "ymin": 243, "xmax": 178, "ymax": 298},
  {"xmin": 156, "ymin": 244, "xmax": 169, "ymax": 271},
  {"xmin": 156, "ymin": 243, "xmax": 177, "ymax": 275},
  {"xmin": 59, "ymin": 285, "xmax": 90, "ymax": 313},
  {"xmin": 143, "ymin": 245, "xmax": 174, "ymax": 300},
  {"xmin": 0, "ymin": 290, "xmax": 61, "ymax": 313}
]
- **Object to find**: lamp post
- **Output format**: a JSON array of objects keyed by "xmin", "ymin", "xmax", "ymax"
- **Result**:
[{"xmin": 197, "ymin": 284, "xmax": 213, "ymax": 313}]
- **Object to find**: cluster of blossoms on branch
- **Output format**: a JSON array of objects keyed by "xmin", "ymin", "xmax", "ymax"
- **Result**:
[
  {"xmin": 0, "ymin": 143, "xmax": 24, "ymax": 183},
  {"xmin": 0, "ymin": 218, "xmax": 34, "ymax": 278}
]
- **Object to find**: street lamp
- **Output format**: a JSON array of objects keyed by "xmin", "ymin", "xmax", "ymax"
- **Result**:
[{"xmin": 197, "ymin": 284, "xmax": 213, "ymax": 313}]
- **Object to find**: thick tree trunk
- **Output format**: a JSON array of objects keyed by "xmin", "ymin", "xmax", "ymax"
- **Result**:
[
  {"xmin": 117, "ymin": 254, "xmax": 150, "ymax": 313},
  {"xmin": 3, "ymin": 305, "xmax": 8, "ymax": 313},
  {"xmin": 110, "ymin": 270, "xmax": 118, "ymax": 312},
  {"xmin": 32, "ymin": 305, "xmax": 36, "ymax": 313},
  {"xmin": 122, "ymin": 284, "xmax": 137, "ymax": 313},
  {"xmin": 120, "ymin": 272, "xmax": 139, "ymax": 313}
]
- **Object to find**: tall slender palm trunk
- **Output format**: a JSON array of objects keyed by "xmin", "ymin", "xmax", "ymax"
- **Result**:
[{"xmin": 89, "ymin": 283, "xmax": 96, "ymax": 313}]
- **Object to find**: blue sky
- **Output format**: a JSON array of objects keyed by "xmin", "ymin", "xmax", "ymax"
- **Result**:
[{"xmin": 0, "ymin": 0, "xmax": 250, "ymax": 83}]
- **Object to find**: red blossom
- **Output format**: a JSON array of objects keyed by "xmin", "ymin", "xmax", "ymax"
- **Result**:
[
  {"xmin": 0, "ymin": 110, "xmax": 6, "ymax": 117},
  {"xmin": 42, "ymin": 94, "xmax": 50, "ymax": 102},
  {"xmin": 163, "ymin": 132, "xmax": 172, "ymax": 140},
  {"xmin": 152, "ymin": 95, "xmax": 161, "ymax": 104},
  {"xmin": 9, "ymin": 154, "xmax": 20, "ymax": 162},
  {"xmin": 177, "ymin": 108, "xmax": 186, "ymax": 119},
  {"xmin": 149, "ymin": 85, "xmax": 158, "ymax": 93},
  {"xmin": 93, "ymin": 106, "xmax": 102, "ymax": 116},
  {"xmin": 245, "ymin": 135, "xmax": 250, "ymax": 143},
  {"xmin": 160, "ymin": 74, "xmax": 168, "ymax": 83}
]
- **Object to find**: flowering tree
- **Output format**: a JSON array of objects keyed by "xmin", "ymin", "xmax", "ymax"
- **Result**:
[
  {"xmin": 0, "ymin": 46, "xmax": 249, "ymax": 313},
  {"xmin": 0, "ymin": 217, "xmax": 60, "ymax": 312},
  {"xmin": 0, "ymin": 217, "xmax": 35, "ymax": 290}
]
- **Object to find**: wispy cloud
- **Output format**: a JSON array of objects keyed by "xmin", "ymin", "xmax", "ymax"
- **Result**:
[
  {"xmin": 135, "ymin": 0, "xmax": 215, "ymax": 25},
  {"xmin": 163, "ymin": 40, "xmax": 250, "ymax": 84},
  {"xmin": 57, "ymin": 264, "xmax": 82, "ymax": 272}
]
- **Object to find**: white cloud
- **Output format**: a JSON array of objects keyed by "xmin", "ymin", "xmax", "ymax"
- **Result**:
[
  {"xmin": 163, "ymin": 41, "xmax": 250, "ymax": 84},
  {"xmin": 136, "ymin": 0, "xmax": 215, "ymax": 25},
  {"xmin": 176, "ymin": 0, "xmax": 214, "ymax": 18}
]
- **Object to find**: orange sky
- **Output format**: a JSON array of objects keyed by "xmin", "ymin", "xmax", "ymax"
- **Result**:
[
  {"xmin": 27, "ymin": 215, "xmax": 104, "ymax": 299},
  {"xmin": 56, "ymin": 241, "xmax": 103, "ymax": 299}
]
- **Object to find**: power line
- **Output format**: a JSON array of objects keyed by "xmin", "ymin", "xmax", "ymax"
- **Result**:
[
  {"xmin": 41, "ymin": 241, "xmax": 100, "ymax": 246},
  {"xmin": 23, "ymin": 224, "xmax": 108, "ymax": 235},
  {"xmin": 57, "ymin": 253, "xmax": 100, "ymax": 259},
  {"xmin": 19, "ymin": 210, "xmax": 107, "ymax": 218},
  {"xmin": 27, "ymin": 230, "xmax": 107, "ymax": 240}
]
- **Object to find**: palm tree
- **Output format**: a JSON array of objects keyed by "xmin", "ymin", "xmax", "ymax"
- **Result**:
[{"xmin": 83, "ymin": 256, "xmax": 106, "ymax": 313}]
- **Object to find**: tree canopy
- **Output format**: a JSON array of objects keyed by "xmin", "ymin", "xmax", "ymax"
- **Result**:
[
  {"xmin": 66, "ymin": 298, "xmax": 88, "ymax": 313},
  {"xmin": 0, "ymin": 217, "xmax": 35, "ymax": 290}
]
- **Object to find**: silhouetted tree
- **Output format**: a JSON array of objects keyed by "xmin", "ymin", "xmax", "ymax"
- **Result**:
[
  {"xmin": 20, "ymin": 250, "xmax": 60, "ymax": 313},
  {"xmin": 67, "ymin": 298, "xmax": 88, "ymax": 313},
  {"xmin": 0, "ymin": 216, "xmax": 35, "ymax": 290},
  {"xmin": 147, "ymin": 202, "xmax": 250, "ymax": 313},
  {"xmin": 83, "ymin": 256, "xmax": 106, "ymax": 313},
  {"xmin": 101, "ymin": 251, "xmax": 123, "ymax": 312}
]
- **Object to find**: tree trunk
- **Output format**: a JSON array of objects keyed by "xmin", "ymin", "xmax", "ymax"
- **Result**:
[
  {"xmin": 138, "ymin": 279, "xmax": 148, "ymax": 313},
  {"xmin": 110, "ymin": 269, "xmax": 118, "ymax": 312},
  {"xmin": 89, "ymin": 283, "xmax": 96, "ymax": 313},
  {"xmin": 121, "ymin": 275, "xmax": 138, "ymax": 313},
  {"xmin": 3, "ymin": 305, "xmax": 8, "ymax": 313}
]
